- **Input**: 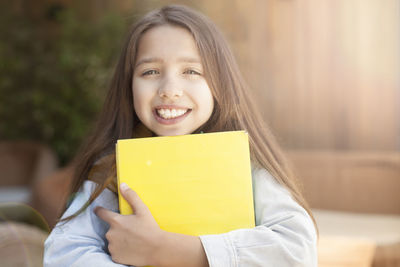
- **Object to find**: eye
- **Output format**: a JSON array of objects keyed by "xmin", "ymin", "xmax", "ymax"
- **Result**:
[
  {"xmin": 142, "ymin": 70, "xmax": 159, "ymax": 76},
  {"xmin": 183, "ymin": 69, "xmax": 201, "ymax": 75}
]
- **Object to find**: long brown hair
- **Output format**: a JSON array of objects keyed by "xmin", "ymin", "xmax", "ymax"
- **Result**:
[{"xmin": 62, "ymin": 4, "xmax": 317, "ymax": 230}]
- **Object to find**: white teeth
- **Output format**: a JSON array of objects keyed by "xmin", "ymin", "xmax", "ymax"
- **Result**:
[{"xmin": 156, "ymin": 108, "xmax": 188, "ymax": 119}]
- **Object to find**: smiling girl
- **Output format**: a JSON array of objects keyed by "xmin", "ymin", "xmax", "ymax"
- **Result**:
[
  {"xmin": 132, "ymin": 25, "xmax": 214, "ymax": 136},
  {"xmin": 44, "ymin": 5, "xmax": 317, "ymax": 267}
]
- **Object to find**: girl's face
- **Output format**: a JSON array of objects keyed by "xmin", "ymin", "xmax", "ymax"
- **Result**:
[{"xmin": 132, "ymin": 25, "xmax": 214, "ymax": 136}]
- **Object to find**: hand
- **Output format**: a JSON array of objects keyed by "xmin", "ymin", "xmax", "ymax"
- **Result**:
[{"xmin": 95, "ymin": 183, "xmax": 165, "ymax": 266}]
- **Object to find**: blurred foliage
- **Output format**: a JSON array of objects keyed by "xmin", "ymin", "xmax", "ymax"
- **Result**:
[{"xmin": 0, "ymin": 4, "xmax": 128, "ymax": 166}]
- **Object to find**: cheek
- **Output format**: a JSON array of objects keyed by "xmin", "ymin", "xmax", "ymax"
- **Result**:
[
  {"xmin": 132, "ymin": 81, "xmax": 148, "ymax": 115},
  {"xmin": 197, "ymin": 83, "xmax": 214, "ymax": 114},
  {"xmin": 207, "ymin": 89, "xmax": 215, "ymax": 110},
  {"xmin": 133, "ymin": 96, "xmax": 141, "ymax": 116}
]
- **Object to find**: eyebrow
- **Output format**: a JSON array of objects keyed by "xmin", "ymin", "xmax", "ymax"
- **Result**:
[{"xmin": 135, "ymin": 57, "xmax": 201, "ymax": 68}]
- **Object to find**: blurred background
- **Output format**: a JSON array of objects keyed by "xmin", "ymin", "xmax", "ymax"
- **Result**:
[{"xmin": 0, "ymin": 0, "xmax": 399, "ymax": 266}]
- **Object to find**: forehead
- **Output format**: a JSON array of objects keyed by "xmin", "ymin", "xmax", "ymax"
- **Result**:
[{"xmin": 136, "ymin": 25, "xmax": 201, "ymax": 61}]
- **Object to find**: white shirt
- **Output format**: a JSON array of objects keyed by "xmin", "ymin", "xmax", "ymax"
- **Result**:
[{"xmin": 44, "ymin": 168, "xmax": 317, "ymax": 266}]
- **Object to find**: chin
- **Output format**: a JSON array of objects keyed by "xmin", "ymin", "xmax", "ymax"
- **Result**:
[{"xmin": 153, "ymin": 128, "xmax": 192, "ymax": 137}]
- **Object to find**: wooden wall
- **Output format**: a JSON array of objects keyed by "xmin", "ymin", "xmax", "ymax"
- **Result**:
[
  {"xmin": 203, "ymin": 0, "xmax": 400, "ymax": 151},
  {"xmin": 10, "ymin": 0, "xmax": 400, "ymax": 214},
  {"xmin": 130, "ymin": 0, "xmax": 400, "ymax": 151},
  {"xmin": 264, "ymin": 0, "xmax": 399, "ymax": 151},
  {"xmin": 15, "ymin": 0, "xmax": 400, "ymax": 151},
  {"xmin": 200, "ymin": 0, "xmax": 400, "ymax": 214}
]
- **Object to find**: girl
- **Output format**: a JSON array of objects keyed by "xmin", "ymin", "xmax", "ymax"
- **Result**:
[{"xmin": 44, "ymin": 5, "xmax": 317, "ymax": 267}]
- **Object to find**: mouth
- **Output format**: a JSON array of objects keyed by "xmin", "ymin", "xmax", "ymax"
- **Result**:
[{"xmin": 153, "ymin": 106, "xmax": 192, "ymax": 125}]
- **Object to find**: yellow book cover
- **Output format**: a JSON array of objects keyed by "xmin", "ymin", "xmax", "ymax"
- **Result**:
[{"xmin": 116, "ymin": 131, "xmax": 255, "ymax": 237}]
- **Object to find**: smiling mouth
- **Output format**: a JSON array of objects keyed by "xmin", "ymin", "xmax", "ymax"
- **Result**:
[{"xmin": 155, "ymin": 108, "xmax": 191, "ymax": 119}]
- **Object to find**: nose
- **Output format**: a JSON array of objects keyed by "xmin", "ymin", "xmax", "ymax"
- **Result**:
[{"xmin": 158, "ymin": 75, "xmax": 183, "ymax": 99}]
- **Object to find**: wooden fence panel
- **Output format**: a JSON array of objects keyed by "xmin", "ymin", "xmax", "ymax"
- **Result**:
[
  {"xmin": 17, "ymin": 0, "xmax": 400, "ymax": 151},
  {"xmin": 259, "ymin": 0, "xmax": 400, "ymax": 150}
]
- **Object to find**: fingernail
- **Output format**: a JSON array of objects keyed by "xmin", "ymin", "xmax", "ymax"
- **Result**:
[{"xmin": 120, "ymin": 183, "xmax": 129, "ymax": 191}]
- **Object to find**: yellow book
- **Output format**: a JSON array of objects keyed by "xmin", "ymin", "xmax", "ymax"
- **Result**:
[{"xmin": 116, "ymin": 131, "xmax": 255, "ymax": 237}]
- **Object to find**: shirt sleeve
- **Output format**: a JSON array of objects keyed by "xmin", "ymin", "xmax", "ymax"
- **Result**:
[
  {"xmin": 199, "ymin": 168, "xmax": 318, "ymax": 267},
  {"xmin": 44, "ymin": 180, "xmax": 129, "ymax": 267}
]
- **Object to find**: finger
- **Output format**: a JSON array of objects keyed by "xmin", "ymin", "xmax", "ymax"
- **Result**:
[
  {"xmin": 120, "ymin": 183, "xmax": 149, "ymax": 216},
  {"xmin": 95, "ymin": 206, "xmax": 119, "ymax": 224}
]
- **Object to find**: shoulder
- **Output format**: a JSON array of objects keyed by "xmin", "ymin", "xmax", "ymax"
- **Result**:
[
  {"xmin": 88, "ymin": 154, "xmax": 118, "ymax": 193},
  {"xmin": 250, "ymin": 167, "xmax": 293, "ymax": 210},
  {"xmin": 250, "ymin": 165, "xmax": 304, "ymax": 210},
  {"xmin": 251, "ymin": 167, "xmax": 316, "ymax": 232},
  {"xmin": 65, "ymin": 180, "xmax": 118, "ymax": 216},
  {"xmin": 44, "ymin": 181, "xmax": 121, "ymax": 266},
  {"xmin": 46, "ymin": 180, "xmax": 118, "ymax": 250},
  {"xmin": 251, "ymin": 166, "xmax": 292, "ymax": 199}
]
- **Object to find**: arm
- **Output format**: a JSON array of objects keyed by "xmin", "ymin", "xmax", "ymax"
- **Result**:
[
  {"xmin": 199, "ymin": 168, "xmax": 318, "ymax": 267},
  {"xmin": 155, "ymin": 231, "xmax": 208, "ymax": 267},
  {"xmin": 44, "ymin": 181, "xmax": 127, "ymax": 267},
  {"xmin": 96, "ymin": 168, "xmax": 316, "ymax": 267},
  {"xmin": 95, "ymin": 183, "xmax": 209, "ymax": 267}
]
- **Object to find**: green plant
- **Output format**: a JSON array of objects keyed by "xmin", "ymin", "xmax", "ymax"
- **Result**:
[{"xmin": 0, "ymin": 6, "xmax": 128, "ymax": 165}]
